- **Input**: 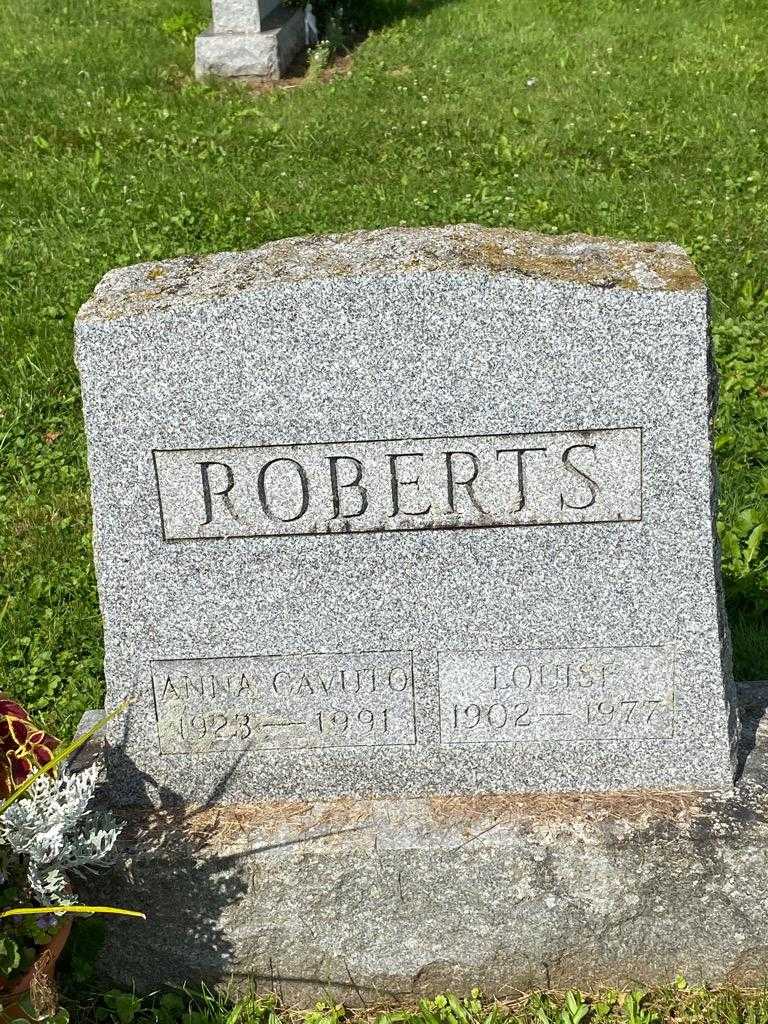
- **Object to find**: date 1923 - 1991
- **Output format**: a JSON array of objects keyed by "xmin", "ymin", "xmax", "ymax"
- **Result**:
[{"xmin": 160, "ymin": 705, "xmax": 398, "ymax": 752}]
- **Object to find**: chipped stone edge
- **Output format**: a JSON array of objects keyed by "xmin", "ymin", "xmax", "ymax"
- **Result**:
[{"xmin": 75, "ymin": 224, "xmax": 704, "ymax": 325}]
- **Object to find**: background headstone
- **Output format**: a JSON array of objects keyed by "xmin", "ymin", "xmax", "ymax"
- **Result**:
[
  {"xmin": 211, "ymin": 0, "xmax": 280, "ymax": 32},
  {"xmin": 75, "ymin": 224, "xmax": 738, "ymax": 808},
  {"xmin": 195, "ymin": 0, "xmax": 304, "ymax": 81}
]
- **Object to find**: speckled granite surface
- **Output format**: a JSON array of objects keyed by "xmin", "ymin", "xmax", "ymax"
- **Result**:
[{"xmin": 75, "ymin": 224, "xmax": 737, "ymax": 802}]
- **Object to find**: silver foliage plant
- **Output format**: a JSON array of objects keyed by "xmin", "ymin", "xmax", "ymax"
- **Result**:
[{"xmin": 0, "ymin": 764, "xmax": 122, "ymax": 905}]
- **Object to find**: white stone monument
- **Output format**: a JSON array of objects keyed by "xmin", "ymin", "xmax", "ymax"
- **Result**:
[{"xmin": 195, "ymin": 0, "xmax": 305, "ymax": 81}]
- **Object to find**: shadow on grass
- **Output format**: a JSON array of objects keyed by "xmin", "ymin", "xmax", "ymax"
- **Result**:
[
  {"xmin": 727, "ymin": 601, "xmax": 768, "ymax": 683},
  {"xmin": 350, "ymin": 0, "xmax": 460, "ymax": 32},
  {"xmin": 251, "ymin": 0, "xmax": 459, "ymax": 92}
]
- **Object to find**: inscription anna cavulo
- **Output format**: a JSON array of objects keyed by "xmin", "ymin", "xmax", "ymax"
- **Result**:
[
  {"xmin": 151, "ymin": 650, "xmax": 417, "ymax": 755},
  {"xmin": 153, "ymin": 426, "xmax": 642, "ymax": 541}
]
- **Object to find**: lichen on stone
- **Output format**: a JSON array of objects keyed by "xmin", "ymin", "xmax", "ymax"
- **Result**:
[{"xmin": 76, "ymin": 223, "xmax": 703, "ymax": 324}]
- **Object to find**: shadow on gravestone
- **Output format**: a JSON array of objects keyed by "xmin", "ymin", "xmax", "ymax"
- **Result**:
[
  {"xmin": 82, "ymin": 744, "xmax": 249, "ymax": 989},
  {"xmin": 85, "ymin": 742, "xmax": 380, "ymax": 995}
]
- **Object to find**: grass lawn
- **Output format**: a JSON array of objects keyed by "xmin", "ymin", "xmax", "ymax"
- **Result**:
[
  {"xmin": 1, "ymin": 0, "xmax": 767, "ymax": 741},
  {"xmin": 54, "ymin": 978, "xmax": 768, "ymax": 1024}
]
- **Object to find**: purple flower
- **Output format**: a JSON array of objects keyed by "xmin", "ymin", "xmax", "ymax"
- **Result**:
[{"xmin": 35, "ymin": 914, "xmax": 58, "ymax": 930}]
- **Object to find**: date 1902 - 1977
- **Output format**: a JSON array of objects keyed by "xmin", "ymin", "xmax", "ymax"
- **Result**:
[{"xmin": 445, "ymin": 695, "xmax": 672, "ymax": 743}]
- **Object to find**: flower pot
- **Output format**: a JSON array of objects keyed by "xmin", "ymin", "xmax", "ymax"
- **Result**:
[{"xmin": 0, "ymin": 917, "xmax": 72, "ymax": 1023}]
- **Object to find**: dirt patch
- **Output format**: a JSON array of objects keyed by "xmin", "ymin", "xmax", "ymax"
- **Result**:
[
  {"xmin": 242, "ymin": 49, "xmax": 354, "ymax": 94},
  {"xmin": 427, "ymin": 789, "xmax": 704, "ymax": 827}
]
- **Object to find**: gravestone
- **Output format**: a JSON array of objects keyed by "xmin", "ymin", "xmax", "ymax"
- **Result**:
[
  {"xmin": 75, "ymin": 224, "xmax": 751, "ymax": 997},
  {"xmin": 75, "ymin": 223, "xmax": 738, "ymax": 805},
  {"xmin": 195, "ymin": 0, "xmax": 304, "ymax": 81}
]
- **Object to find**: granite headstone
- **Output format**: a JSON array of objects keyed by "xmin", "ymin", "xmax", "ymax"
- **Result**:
[{"xmin": 75, "ymin": 224, "xmax": 738, "ymax": 807}]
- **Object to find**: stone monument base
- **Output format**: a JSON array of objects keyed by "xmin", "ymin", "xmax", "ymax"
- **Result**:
[
  {"xmin": 81, "ymin": 684, "xmax": 768, "ymax": 1003},
  {"xmin": 194, "ymin": 3, "xmax": 305, "ymax": 82}
]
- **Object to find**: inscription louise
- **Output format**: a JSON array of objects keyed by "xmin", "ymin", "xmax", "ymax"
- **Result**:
[
  {"xmin": 153, "ymin": 427, "xmax": 642, "ymax": 541},
  {"xmin": 439, "ymin": 646, "xmax": 675, "ymax": 743}
]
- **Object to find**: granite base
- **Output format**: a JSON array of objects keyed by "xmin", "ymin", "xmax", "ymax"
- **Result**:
[{"xmin": 79, "ymin": 683, "xmax": 768, "ymax": 1003}]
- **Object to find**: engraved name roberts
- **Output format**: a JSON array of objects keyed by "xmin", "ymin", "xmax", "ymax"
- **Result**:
[{"xmin": 153, "ymin": 427, "xmax": 642, "ymax": 541}]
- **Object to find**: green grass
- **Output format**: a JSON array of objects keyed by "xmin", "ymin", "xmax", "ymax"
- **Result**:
[
  {"xmin": 56, "ymin": 981, "xmax": 768, "ymax": 1024},
  {"xmin": 59, "ymin": 925, "xmax": 768, "ymax": 1024},
  {"xmin": 1, "ymin": 0, "xmax": 767, "ymax": 737}
]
